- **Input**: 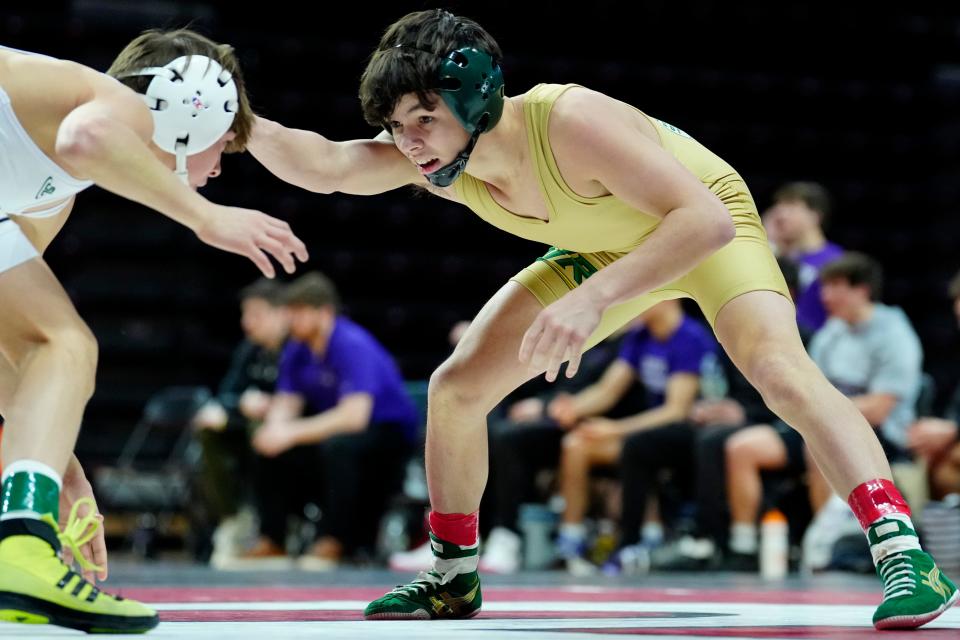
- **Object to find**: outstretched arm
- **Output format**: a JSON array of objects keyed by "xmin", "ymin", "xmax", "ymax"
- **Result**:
[
  {"xmin": 247, "ymin": 116, "xmax": 422, "ymax": 195},
  {"xmin": 54, "ymin": 66, "xmax": 307, "ymax": 277}
]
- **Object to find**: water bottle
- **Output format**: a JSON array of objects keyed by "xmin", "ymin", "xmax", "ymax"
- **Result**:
[
  {"xmin": 699, "ymin": 352, "xmax": 728, "ymax": 400},
  {"xmin": 760, "ymin": 508, "xmax": 788, "ymax": 579},
  {"xmin": 518, "ymin": 503, "xmax": 558, "ymax": 570}
]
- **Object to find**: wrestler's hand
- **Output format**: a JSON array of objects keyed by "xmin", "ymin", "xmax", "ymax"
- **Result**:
[
  {"xmin": 195, "ymin": 204, "xmax": 309, "ymax": 278},
  {"xmin": 519, "ymin": 288, "xmax": 602, "ymax": 383},
  {"xmin": 60, "ymin": 455, "xmax": 108, "ymax": 583}
]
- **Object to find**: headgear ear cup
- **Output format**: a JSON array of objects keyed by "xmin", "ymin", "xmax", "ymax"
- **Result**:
[
  {"xmin": 437, "ymin": 47, "xmax": 504, "ymax": 135},
  {"xmin": 118, "ymin": 55, "xmax": 238, "ymax": 183}
]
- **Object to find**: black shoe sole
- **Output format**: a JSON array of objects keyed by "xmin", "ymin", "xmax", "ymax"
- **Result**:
[{"xmin": 0, "ymin": 591, "xmax": 159, "ymax": 634}]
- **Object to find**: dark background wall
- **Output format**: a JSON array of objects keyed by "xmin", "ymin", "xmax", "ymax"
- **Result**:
[{"xmin": 2, "ymin": 2, "xmax": 958, "ymax": 464}]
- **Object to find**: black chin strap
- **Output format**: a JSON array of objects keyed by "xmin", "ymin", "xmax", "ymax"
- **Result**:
[{"xmin": 426, "ymin": 128, "xmax": 482, "ymax": 188}]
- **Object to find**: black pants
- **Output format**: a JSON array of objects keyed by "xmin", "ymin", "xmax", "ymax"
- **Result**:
[
  {"xmin": 489, "ymin": 419, "xmax": 565, "ymax": 533},
  {"xmin": 619, "ymin": 422, "xmax": 697, "ymax": 546},
  {"xmin": 619, "ymin": 422, "xmax": 746, "ymax": 547},
  {"xmin": 196, "ymin": 427, "xmax": 252, "ymax": 522},
  {"xmin": 693, "ymin": 424, "xmax": 745, "ymax": 546},
  {"xmin": 254, "ymin": 425, "xmax": 410, "ymax": 553}
]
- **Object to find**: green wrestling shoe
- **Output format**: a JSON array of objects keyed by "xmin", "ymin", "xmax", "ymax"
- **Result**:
[
  {"xmin": 365, "ymin": 532, "xmax": 482, "ymax": 620},
  {"xmin": 873, "ymin": 549, "xmax": 958, "ymax": 630},
  {"xmin": 0, "ymin": 499, "xmax": 159, "ymax": 634}
]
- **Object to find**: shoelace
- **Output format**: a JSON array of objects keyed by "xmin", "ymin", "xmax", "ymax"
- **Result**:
[
  {"xmin": 879, "ymin": 553, "xmax": 916, "ymax": 600},
  {"xmin": 40, "ymin": 497, "xmax": 104, "ymax": 573},
  {"xmin": 390, "ymin": 570, "xmax": 454, "ymax": 597}
]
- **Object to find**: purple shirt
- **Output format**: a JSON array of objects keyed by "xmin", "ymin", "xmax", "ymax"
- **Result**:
[
  {"xmin": 794, "ymin": 242, "xmax": 844, "ymax": 332},
  {"xmin": 277, "ymin": 317, "xmax": 418, "ymax": 442},
  {"xmin": 617, "ymin": 316, "xmax": 718, "ymax": 407}
]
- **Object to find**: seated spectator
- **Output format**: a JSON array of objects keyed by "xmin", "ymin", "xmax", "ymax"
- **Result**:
[
  {"xmin": 725, "ymin": 252, "xmax": 922, "ymax": 569},
  {"xmin": 763, "ymin": 181, "xmax": 843, "ymax": 332},
  {"xmin": 552, "ymin": 300, "xmax": 718, "ymax": 570},
  {"xmin": 908, "ymin": 270, "xmax": 960, "ymax": 500},
  {"xmin": 193, "ymin": 278, "xmax": 290, "ymax": 566},
  {"xmin": 242, "ymin": 272, "xmax": 419, "ymax": 569}
]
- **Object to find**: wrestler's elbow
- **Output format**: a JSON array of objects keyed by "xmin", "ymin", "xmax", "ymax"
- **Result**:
[{"xmin": 704, "ymin": 202, "xmax": 736, "ymax": 249}]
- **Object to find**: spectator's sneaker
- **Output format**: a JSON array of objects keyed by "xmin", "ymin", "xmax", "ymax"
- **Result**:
[
  {"xmin": 216, "ymin": 536, "xmax": 292, "ymax": 570},
  {"xmin": 388, "ymin": 538, "xmax": 433, "ymax": 572},
  {"xmin": 297, "ymin": 536, "xmax": 342, "ymax": 572},
  {"xmin": 601, "ymin": 544, "xmax": 651, "ymax": 576},
  {"xmin": 478, "ymin": 527, "xmax": 521, "ymax": 574},
  {"xmin": 0, "ymin": 500, "xmax": 159, "ymax": 634},
  {"xmin": 555, "ymin": 530, "xmax": 587, "ymax": 560},
  {"xmin": 873, "ymin": 549, "xmax": 959, "ymax": 630},
  {"xmin": 720, "ymin": 550, "xmax": 759, "ymax": 572},
  {"xmin": 208, "ymin": 509, "xmax": 258, "ymax": 568},
  {"xmin": 556, "ymin": 531, "xmax": 595, "ymax": 576},
  {"xmin": 651, "ymin": 536, "xmax": 718, "ymax": 572},
  {"xmin": 801, "ymin": 494, "xmax": 863, "ymax": 572},
  {"xmin": 365, "ymin": 533, "xmax": 482, "ymax": 620}
]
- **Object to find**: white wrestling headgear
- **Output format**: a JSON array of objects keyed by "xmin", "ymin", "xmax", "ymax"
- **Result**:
[{"xmin": 118, "ymin": 55, "xmax": 238, "ymax": 184}]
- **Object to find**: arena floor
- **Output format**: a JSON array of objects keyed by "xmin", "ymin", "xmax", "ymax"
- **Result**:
[{"xmin": 3, "ymin": 561, "xmax": 958, "ymax": 639}]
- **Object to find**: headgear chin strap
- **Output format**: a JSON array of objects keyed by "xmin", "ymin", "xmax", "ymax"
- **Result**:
[
  {"xmin": 117, "ymin": 55, "xmax": 238, "ymax": 184},
  {"xmin": 426, "ymin": 130, "xmax": 481, "ymax": 188}
]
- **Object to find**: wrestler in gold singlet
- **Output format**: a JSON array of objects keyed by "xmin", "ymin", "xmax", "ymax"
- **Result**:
[{"xmin": 456, "ymin": 83, "xmax": 788, "ymax": 344}]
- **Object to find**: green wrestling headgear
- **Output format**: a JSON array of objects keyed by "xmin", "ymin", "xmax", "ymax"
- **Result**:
[
  {"xmin": 438, "ymin": 47, "xmax": 504, "ymax": 135},
  {"xmin": 422, "ymin": 46, "xmax": 504, "ymax": 187}
]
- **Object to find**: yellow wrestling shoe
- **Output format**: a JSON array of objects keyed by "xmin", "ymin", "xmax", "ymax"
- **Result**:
[{"xmin": 0, "ymin": 498, "xmax": 159, "ymax": 634}]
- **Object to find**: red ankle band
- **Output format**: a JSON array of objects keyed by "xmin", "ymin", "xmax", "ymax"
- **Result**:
[
  {"xmin": 428, "ymin": 511, "xmax": 479, "ymax": 546},
  {"xmin": 847, "ymin": 478, "xmax": 911, "ymax": 530}
]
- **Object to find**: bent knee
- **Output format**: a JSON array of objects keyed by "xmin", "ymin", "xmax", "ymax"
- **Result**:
[
  {"xmin": 10, "ymin": 316, "xmax": 98, "ymax": 370},
  {"xmin": 34, "ymin": 323, "xmax": 99, "ymax": 399},
  {"xmin": 428, "ymin": 357, "xmax": 496, "ymax": 414},
  {"xmin": 931, "ymin": 459, "xmax": 960, "ymax": 497},
  {"xmin": 726, "ymin": 427, "xmax": 773, "ymax": 465},
  {"xmin": 746, "ymin": 351, "xmax": 816, "ymax": 409},
  {"xmin": 947, "ymin": 443, "xmax": 960, "ymax": 467},
  {"xmin": 562, "ymin": 430, "xmax": 587, "ymax": 452},
  {"xmin": 50, "ymin": 322, "xmax": 99, "ymax": 371}
]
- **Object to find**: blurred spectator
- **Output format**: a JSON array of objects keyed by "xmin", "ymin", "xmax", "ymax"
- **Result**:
[
  {"xmin": 194, "ymin": 278, "xmax": 289, "ymax": 567},
  {"xmin": 763, "ymin": 182, "xmax": 843, "ymax": 332},
  {"xmin": 725, "ymin": 252, "xmax": 922, "ymax": 569},
  {"xmin": 240, "ymin": 272, "xmax": 419, "ymax": 569},
  {"xmin": 907, "ymin": 271, "xmax": 960, "ymax": 500},
  {"xmin": 552, "ymin": 300, "xmax": 717, "ymax": 572}
]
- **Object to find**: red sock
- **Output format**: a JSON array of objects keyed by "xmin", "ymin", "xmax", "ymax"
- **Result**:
[
  {"xmin": 428, "ymin": 511, "xmax": 479, "ymax": 547},
  {"xmin": 847, "ymin": 478, "xmax": 911, "ymax": 530}
]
